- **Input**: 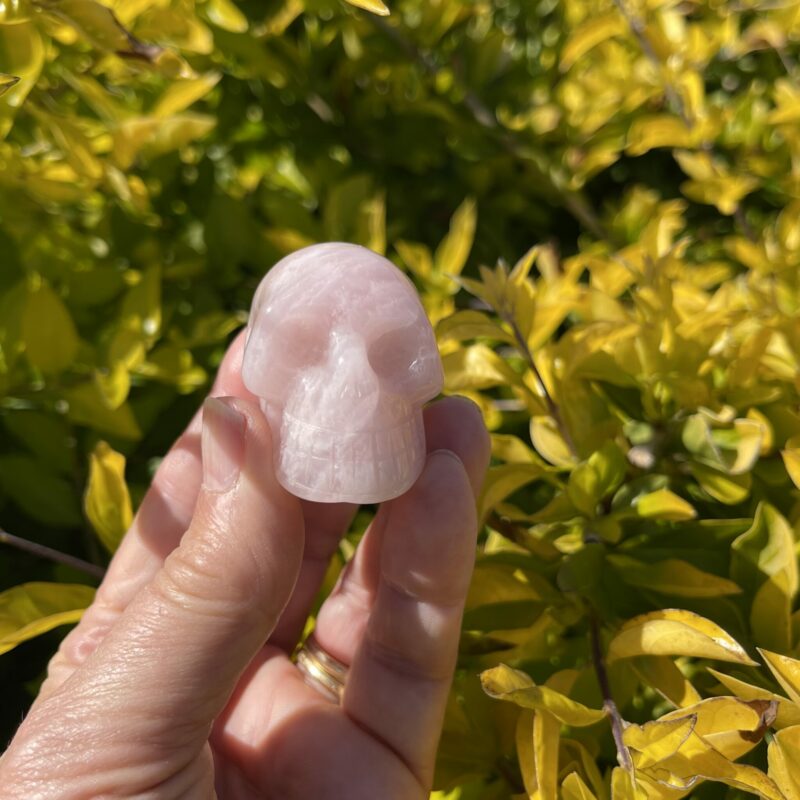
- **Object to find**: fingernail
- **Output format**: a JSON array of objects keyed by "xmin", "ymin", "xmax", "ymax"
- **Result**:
[{"xmin": 202, "ymin": 398, "xmax": 245, "ymax": 492}]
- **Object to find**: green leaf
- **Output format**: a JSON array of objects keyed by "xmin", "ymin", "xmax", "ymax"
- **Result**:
[
  {"xmin": 732, "ymin": 503, "xmax": 798, "ymax": 650},
  {"xmin": 608, "ymin": 555, "xmax": 741, "ymax": 597},
  {"xmin": 21, "ymin": 279, "xmax": 80, "ymax": 374},
  {"xmin": 567, "ymin": 441, "xmax": 626, "ymax": 516},
  {"xmin": 481, "ymin": 664, "xmax": 606, "ymax": 726},
  {"xmin": 0, "ymin": 454, "xmax": 82, "ymax": 527},
  {"xmin": 84, "ymin": 441, "xmax": 133, "ymax": 554},
  {"xmin": 559, "ymin": 12, "xmax": 627, "ymax": 71},
  {"xmin": 64, "ymin": 381, "xmax": 142, "ymax": 440},
  {"xmin": 634, "ymin": 488, "xmax": 696, "ymax": 521},
  {"xmin": 0, "ymin": 582, "xmax": 95, "ymax": 656}
]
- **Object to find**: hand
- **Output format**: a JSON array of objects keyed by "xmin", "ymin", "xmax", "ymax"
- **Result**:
[{"xmin": 0, "ymin": 332, "xmax": 490, "ymax": 799}]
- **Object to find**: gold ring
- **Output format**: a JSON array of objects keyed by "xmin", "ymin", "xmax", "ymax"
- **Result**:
[{"xmin": 296, "ymin": 633, "xmax": 348, "ymax": 704}]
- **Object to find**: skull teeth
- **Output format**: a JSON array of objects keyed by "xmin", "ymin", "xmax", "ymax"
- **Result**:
[{"xmin": 275, "ymin": 413, "xmax": 425, "ymax": 504}]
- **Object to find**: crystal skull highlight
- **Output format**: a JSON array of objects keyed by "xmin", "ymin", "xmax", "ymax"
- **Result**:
[{"xmin": 242, "ymin": 243, "xmax": 444, "ymax": 504}]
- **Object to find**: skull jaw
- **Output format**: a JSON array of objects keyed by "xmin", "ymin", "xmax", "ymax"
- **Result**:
[{"xmin": 263, "ymin": 401, "xmax": 427, "ymax": 504}]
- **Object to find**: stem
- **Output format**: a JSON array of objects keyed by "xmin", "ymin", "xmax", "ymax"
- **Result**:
[
  {"xmin": 588, "ymin": 610, "xmax": 633, "ymax": 772},
  {"xmin": 504, "ymin": 314, "xmax": 577, "ymax": 456},
  {"xmin": 611, "ymin": 0, "xmax": 692, "ymax": 128},
  {"xmin": 0, "ymin": 527, "xmax": 106, "ymax": 580}
]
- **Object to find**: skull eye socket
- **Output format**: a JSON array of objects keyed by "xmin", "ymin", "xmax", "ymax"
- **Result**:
[
  {"xmin": 367, "ymin": 326, "xmax": 426, "ymax": 385},
  {"xmin": 273, "ymin": 316, "xmax": 328, "ymax": 368}
]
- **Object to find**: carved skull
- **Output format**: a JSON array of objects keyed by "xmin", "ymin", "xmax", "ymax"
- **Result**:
[{"xmin": 242, "ymin": 243, "xmax": 443, "ymax": 504}]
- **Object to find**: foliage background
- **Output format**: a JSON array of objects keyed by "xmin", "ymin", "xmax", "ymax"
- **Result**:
[{"xmin": 2, "ymin": 0, "xmax": 800, "ymax": 796}]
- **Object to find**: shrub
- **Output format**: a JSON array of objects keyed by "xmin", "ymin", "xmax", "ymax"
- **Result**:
[{"xmin": 2, "ymin": 0, "xmax": 800, "ymax": 796}]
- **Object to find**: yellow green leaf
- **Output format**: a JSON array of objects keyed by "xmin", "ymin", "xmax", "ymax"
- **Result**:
[
  {"xmin": 660, "ymin": 696, "xmax": 776, "ymax": 760},
  {"xmin": 153, "ymin": 72, "xmax": 221, "ymax": 117},
  {"xmin": 530, "ymin": 416, "xmax": 576, "ymax": 467},
  {"xmin": 781, "ymin": 436, "xmax": 800, "ymax": 489},
  {"xmin": 759, "ymin": 649, "xmax": 800, "ymax": 706},
  {"xmin": 560, "ymin": 13, "xmax": 627, "ymax": 71},
  {"xmin": 0, "ymin": 582, "xmax": 96, "ymax": 656},
  {"xmin": 21, "ymin": 279, "xmax": 80, "ymax": 374},
  {"xmin": 626, "ymin": 115, "xmax": 693, "ymax": 156},
  {"xmin": 624, "ymin": 715, "xmax": 696, "ymax": 769},
  {"xmin": 442, "ymin": 344, "xmax": 520, "ymax": 392},
  {"xmin": 690, "ymin": 462, "xmax": 751, "ymax": 505},
  {"xmin": 607, "ymin": 610, "xmax": 757, "ymax": 665},
  {"xmin": 84, "ymin": 441, "xmax": 133, "ymax": 553},
  {"xmin": 434, "ymin": 197, "xmax": 477, "ymax": 277},
  {"xmin": 204, "ymin": 0, "xmax": 248, "ymax": 32},
  {"xmin": 0, "ymin": 72, "xmax": 19, "ymax": 97},
  {"xmin": 768, "ymin": 725, "xmax": 800, "ymax": 800},
  {"xmin": 481, "ymin": 664, "xmax": 606, "ymax": 726},
  {"xmin": 655, "ymin": 730, "xmax": 784, "ymax": 800},
  {"xmin": 478, "ymin": 463, "xmax": 546, "ymax": 522},
  {"xmin": 631, "ymin": 657, "xmax": 701, "ymax": 707},
  {"xmin": 608, "ymin": 555, "xmax": 740, "ymax": 597},
  {"xmin": 0, "ymin": 19, "xmax": 44, "ymax": 137},
  {"xmin": 561, "ymin": 772, "xmax": 598, "ymax": 800},
  {"xmin": 395, "ymin": 240, "xmax": 432, "ymax": 281},
  {"xmin": 634, "ymin": 488, "xmax": 696, "ymax": 521},
  {"xmin": 49, "ymin": 0, "xmax": 156, "ymax": 57},
  {"xmin": 436, "ymin": 310, "xmax": 515, "ymax": 345},
  {"xmin": 708, "ymin": 668, "xmax": 800, "ymax": 729},
  {"xmin": 344, "ymin": 0, "xmax": 390, "ymax": 15}
]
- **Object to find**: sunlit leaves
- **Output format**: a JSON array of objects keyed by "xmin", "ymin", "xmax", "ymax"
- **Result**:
[
  {"xmin": 607, "ymin": 610, "xmax": 758, "ymax": 665},
  {"xmin": 0, "ymin": 582, "xmax": 95, "ymax": 656},
  {"xmin": 481, "ymin": 664, "xmax": 606, "ymax": 727},
  {"xmin": 20, "ymin": 278, "xmax": 79, "ymax": 374},
  {"xmin": 343, "ymin": 0, "xmax": 390, "ymax": 16},
  {"xmin": 84, "ymin": 442, "xmax": 133, "ymax": 554}
]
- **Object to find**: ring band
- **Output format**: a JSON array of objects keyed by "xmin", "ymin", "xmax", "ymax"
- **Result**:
[{"xmin": 296, "ymin": 634, "xmax": 348, "ymax": 704}]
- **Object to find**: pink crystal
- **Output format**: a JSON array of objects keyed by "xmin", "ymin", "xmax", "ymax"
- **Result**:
[{"xmin": 242, "ymin": 243, "xmax": 444, "ymax": 504}]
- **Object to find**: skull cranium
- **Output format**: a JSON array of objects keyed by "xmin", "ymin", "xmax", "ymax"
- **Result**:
[{"xmin": 242, "ymin": 243, "xmax": 443, "ymax": 503}]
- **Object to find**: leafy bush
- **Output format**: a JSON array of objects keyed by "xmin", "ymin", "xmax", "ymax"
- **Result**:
[{"xmin": 2, "ymin": 0, "xmax": 800, "ymax": 796}]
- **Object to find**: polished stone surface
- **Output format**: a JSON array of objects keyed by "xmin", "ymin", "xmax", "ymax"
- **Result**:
[{"xmin": 242, "ymin": 243, "xmax": 443, "ymax": 503}]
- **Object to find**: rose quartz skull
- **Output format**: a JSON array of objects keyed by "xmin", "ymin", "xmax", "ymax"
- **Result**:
[{"xmin": 242, "ymin": 243, "xmax": 443, "ymax": 504}]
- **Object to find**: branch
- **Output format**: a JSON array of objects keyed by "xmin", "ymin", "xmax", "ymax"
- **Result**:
[
  {"xmin": 503, "ymin": 313, "xmax": 577, "ymax": 456},
  {"xmin": 611, "ymin": 0, "xmax": 692, "ymax": 128},
  {"xmin": 0, "ymin": 527, "xmax": 106, "ymax": 580},
  {"xmin": 588, "ymin": 609, "xmax": 632, "ymax": 772}
]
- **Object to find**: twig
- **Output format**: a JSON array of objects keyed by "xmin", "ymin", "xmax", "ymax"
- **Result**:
[
  {"xmin": 611, "ymin": 0, "xmax": 692, "ymax": 128},
  {"xmin": 504, "ymin": 314, "xmax": 577, "ymax": 456},
  {"xmin": 0, "ymin": 527, "xmax": 106, "ymax": 580},
  {"xmin": 588, "ymin": 609, "xmax": 633, "ymax": 771}
]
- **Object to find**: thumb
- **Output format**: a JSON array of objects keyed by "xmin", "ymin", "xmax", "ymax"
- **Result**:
[{"xmin": 17, "ymin": 397, "xmax": 305, "ymax": 779}]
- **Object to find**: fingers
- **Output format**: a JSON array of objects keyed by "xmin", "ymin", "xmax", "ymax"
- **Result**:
[
  {"xmin": 10, "ymin": 398, "xmax": 305, "ymax": 791},
  {"xmin": 314, "ymin": 395, "xmax": 490, "ymax": 662},
  {"xmin": 40, "ymin": 331, "xmax": 253, "ymax": 697},
  {"xmin": 342, "ymin": 450, "xmax": 478, "ymax": 789}
]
